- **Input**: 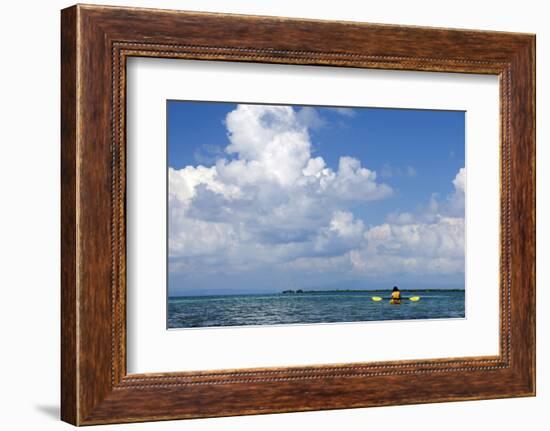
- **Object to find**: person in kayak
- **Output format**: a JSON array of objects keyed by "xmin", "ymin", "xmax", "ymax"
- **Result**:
[{"xmin": 390, "ymin": 286, "xmax": 401, "ymax": 304}]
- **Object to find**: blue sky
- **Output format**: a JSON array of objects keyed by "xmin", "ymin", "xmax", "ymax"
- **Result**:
[{"xmin": 167, "ymin": 101, "xmax": 465, "ymax": 295}]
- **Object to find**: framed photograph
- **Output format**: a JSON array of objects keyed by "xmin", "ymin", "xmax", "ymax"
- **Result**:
[{"xmin": 61, "ymin": 4, "xmax": 535, "ymax": 425}]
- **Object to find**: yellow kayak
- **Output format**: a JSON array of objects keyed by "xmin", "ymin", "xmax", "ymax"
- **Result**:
[{"xmin": 372, "ymin": 296, "xmax": 420, "ymax": 303}]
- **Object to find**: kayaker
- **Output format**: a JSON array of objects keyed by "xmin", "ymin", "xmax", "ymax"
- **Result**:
[{"xmin": 390, "ymin": 286, "xmax": 401, "ymax": 304}]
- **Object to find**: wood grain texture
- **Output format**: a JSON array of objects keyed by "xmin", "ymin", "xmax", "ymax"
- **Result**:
[
  {"xmin": 60, "ymin": 4, "xmax": 536, "ymax": 425},
  {"xmin": 60, "ymin": 5, "xmax": 78, "ymax": 425}
]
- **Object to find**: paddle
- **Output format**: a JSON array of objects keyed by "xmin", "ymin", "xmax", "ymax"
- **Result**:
[{"xmin": 371, "ymin": 296, "xmax": 420, "ymax": 302}]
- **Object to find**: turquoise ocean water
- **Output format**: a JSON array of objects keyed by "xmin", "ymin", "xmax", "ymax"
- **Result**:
[{"xmin": 167, "ymin": 290, "xmax": 465, "ymax": 329}]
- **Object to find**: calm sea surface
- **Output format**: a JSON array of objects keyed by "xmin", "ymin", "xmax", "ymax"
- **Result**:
[{"xmin": 167, "ymin": 290, "xmax": 465, "ymax": 329}]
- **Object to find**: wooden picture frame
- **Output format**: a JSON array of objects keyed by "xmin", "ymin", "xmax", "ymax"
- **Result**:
[{"xmin": 61, "ymin": 4, "xmax": 535, "ymax": 425}]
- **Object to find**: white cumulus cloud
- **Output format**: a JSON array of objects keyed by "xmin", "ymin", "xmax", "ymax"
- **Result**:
[
  {"xmin": 348, "ymin": 167, "xmax": 466, "ymax": 276},
  {"xmin": 168, "ymin": 104, "xmax": 391, "ymax": 270}
]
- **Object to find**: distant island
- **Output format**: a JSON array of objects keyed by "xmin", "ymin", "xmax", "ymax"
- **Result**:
[
  {"xmin": 281, "ymin": 288, "xmax": 465, "ymax": 294},
  {"xmin": 168, "ymin": 288, "xmax": 465, "ymax": 298}
]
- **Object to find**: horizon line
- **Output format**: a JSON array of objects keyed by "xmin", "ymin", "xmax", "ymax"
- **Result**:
[{"xmin": 169, "ymin": 287, "xmax": 466, "ymax": 298}]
